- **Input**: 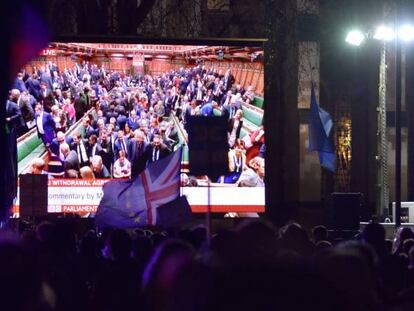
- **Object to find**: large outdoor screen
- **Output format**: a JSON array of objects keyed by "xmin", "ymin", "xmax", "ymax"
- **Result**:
[{"xmin": 12, "ymin": 40, "xmax": 265, "ymax": 216}]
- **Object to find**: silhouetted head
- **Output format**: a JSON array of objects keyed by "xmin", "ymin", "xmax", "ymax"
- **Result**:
[
  {"xmin": 106, "ymin": 229, "xmax": 132, "ymax": 261},
  {"xmin": 0, "ymin": 238, "xmax": 43, "ymax": 310},
  {"xmin": 362, "ymin": 223, "xmax": 386, "ymax": 258},
  {"xmin": 312, "ymin": 225, "xmax": 329, "ymax": 243},
  {"xmin": 142, "ymin": 238, "xmax": 196, "ymax": 310}
]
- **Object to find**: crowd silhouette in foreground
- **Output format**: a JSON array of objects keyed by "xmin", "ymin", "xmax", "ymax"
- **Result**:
[{"xmin": 2, "ymin": 219, "xmax": 414, "ymax": 311}]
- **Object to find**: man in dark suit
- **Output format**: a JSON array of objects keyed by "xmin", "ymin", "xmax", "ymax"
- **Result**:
[
  {"xmin": 34, "ymin": 103, "xmax": 56, "ymax": 148},
  {"xmin": 25, "ymin": 73, "xmax": 41, "ymax": 100},
  {"xmin": 105, "ymin": 124, "xmax": 117, "ymax": 164},
  {"xmin": 39, "ymin": 66, "xmax": 53, "ymax": 91},
  {"xmin": 59, "ymin": 142, "xmax": 79, "ymax": 172},
  {"xmin": 91, "ymin": 155, "xmax": 111, "ymax": 178},
  {"xmin": 105, "ymin": 104, "xmax": 119, "ymax": 121},
  {"xmin": 223, "ymin": 69, "xmax": 235, "ymax": 92},
  {"xmin": 98, "ymin": 129, "xmax": 113, "ymax": 172},
  {"xmin": 7, "ymin": 90, "xmax": 25, "ymax": 135},
  {"xmin": 50, "ymin": 131, "xmax": 74, "ymax": 156},
  {"xmin": 222, "ymin": 97, "xmax": 237, "ymax": 120},
  {"xmin": 128, "ymin": 130, "xmax": 148, "ymax": 178},
  {"xmin": 145, "ymin": 134, "xmax": 171, "ymax": 164},
  {"xmin": 39, "ymin": 82, "xmax": 52, "ymax": 109},
  {"xmin": 87, "ymin": 134, "xmax": 103, "ymax": 162},
  {"xmin": 220, "ymin": 90, "xmax": 233, "ymax": 107},
  {"xmin": 163, "ymin": 90, "xmax": 175, "ymax": 116},
  {"xmin": 96, "ymin": 110, "xmax": 107, "ymax": 126},
  {"xmin": 18, "ymin": 92, "xmax": 35, "ymax": 129},
  {"xmin": 12, "ymin": 73, "xmax": 27, "ymax": 93},
  {"xmin": 70, "ymin": 131, "xmax": 90, "ymax": 168},
  {"xmin": 127, "ymin": 109, "xmax": 139, "ymax": 131},
  {"xmin": 95, "ymin": 118, "xmax": 106, "ymax": 139},
  {"xmin": 80, "ymin": 118, "xmax": 95, "ymax": 139},
  {"xmin": 116, "ymin": 110, "xmax": 128, "ymax": 130},
  {"xmin": 114, "ymin": 130, "xmax": 129, "ymax": 161},
  {"xmin": 162, "ymin": 121, "xmax": 179, "ymax": 150},
  {"xmin": 74, "ymin": 87, "xmax": 90, "ymax": 121}
]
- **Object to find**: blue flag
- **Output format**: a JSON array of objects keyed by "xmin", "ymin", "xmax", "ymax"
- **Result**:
[
  {"xmin": 95, "ymin": 148, "xmax": 182, "ymax": 228},
  {"xmin": 308, "ymin": 83, "xmax": 336, "ymax": 172}
]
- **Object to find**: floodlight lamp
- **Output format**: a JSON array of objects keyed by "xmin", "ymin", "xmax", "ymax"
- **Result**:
[
  {"xmin": 399, "ymin": 25, "xmax": 414, "ymax": 42},
  {"xmin": 374, "ymin": 25, "xmax": 394, "ymax": 41},
  {"xmin": 346, "ymin": 30, "xmax": 365, "ymax": 46}
]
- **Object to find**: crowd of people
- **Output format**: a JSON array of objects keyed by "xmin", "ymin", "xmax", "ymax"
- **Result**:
[
  {"xmin": 3, "ymin": 218, "xmax": 414, "ymax": 311},
  {"xmin": 10, "ymin": 58, "xmax": 265, "ymax": 184},
  {"xmin": 8, "ymin": 55, "xmax": 414, "ymax": 311}
]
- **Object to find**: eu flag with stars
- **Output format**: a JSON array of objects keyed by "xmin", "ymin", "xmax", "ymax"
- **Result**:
[
  {"xmin": 308, "ymin": 83, "xmax": 336, "ymax": 172},
  {"xmin": 95, "ymin": 148, "xmax": 182, "ymax": 228}
]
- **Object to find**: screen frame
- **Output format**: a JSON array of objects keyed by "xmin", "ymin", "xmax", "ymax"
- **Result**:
[
  {"xmin": 20, "ymin": 35, "xmax": 268, "ymax": 217},
  {"xmin": 53, "ymin": 35, "xmax": 268, "ymax": 48}
]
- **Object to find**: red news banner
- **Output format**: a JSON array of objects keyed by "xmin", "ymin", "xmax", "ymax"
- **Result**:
[
  {"xmin": 13, "ymin": 178, "xmax": 265, "ymax": 215},
  {"xmin": 38, "ymin": 179, "xmax": 108, "ymax": 214}
]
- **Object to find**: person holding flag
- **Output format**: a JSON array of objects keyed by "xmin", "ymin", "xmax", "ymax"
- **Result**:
[{"xmin": 95, "ymin": 147, "xmax": 190, "ymax": 228}]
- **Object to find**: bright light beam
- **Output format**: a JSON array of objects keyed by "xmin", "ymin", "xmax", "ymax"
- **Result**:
[
  {"xmin": 346, "ymin": 30, "xmax": 365, "ymax": 46},
  {"xmin": 374, "ymin": 25, "xmax": 395, "ymax": 41},
  {"xmin": 399, "ymin": 25, "xmax": 414, "ymax": 42}
]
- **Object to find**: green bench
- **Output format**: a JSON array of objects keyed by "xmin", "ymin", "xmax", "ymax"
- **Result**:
[
  {"xmin": 18, "ymin": 144, "xmax": 46, "ymax": 175},
  {"xmin": 241, "ymin": 119, "xmax": 259, "ymax": 138},
  {"xmin": 241, "ymin": 101, "xmax": 263, "ymax": 138},
  {"xmin": 252, "ymin": 96, "xmax": 264, "ymax": 109},
  {"xmin": 17, "ymin": 128, "xmax": 45, "ymax": 175},
  {"xmin": 242, "ymin": 105, "xmax": 263, "ymax": 128},
  {"xmin": 17, "ymin": 108, "xmax": 95, "ymax": 175},
  {"xmin": 17, "ymin": 131, "xmax": 42, "ymax": 163}
]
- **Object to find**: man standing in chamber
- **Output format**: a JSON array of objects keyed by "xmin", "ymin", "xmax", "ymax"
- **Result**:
[
  {"xmin": 128, "ymin": 130, "xmax": 148, "ymax": 178},
  {"xmin": 35, "ymin": 103, "xmax": 56, "ymax": 150},
  {"xmin": 146, "ymin": 134, "xmax": 170, "ymax": 164},
  {"xmin": 91, "ymin": 155, "xmax": 111, "ymax": 178},
  {"xmin": 71, "ymin": 131, "xmax": 90, "ymax": 168}
]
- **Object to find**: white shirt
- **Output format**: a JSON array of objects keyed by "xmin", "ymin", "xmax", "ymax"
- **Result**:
[
  {"xmin": 152, "ymin": 148, "xmax": 160, "ymax": 162},
  {"xmin": 37, "ymin": 112, "xmax": 44, "ymax": 134},
  {"xmin": 77, "ymin": 142, "xmax": 88, "ymax": 164},
  {"xmin": 113, "ymin": 158, "xmax": 131, "ymax": 178}
]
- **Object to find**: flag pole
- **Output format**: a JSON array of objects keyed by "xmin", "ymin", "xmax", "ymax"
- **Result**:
[
  {"xmin": 206, "ymin": 178, "xmax": 212, "ymax": 247},
  {"xmin": 179, "ymin": 144, "xmax": 183, "ymax": 197}
]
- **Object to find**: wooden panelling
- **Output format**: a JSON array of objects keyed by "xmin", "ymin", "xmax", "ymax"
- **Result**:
[
  {"xmin": 106, "ymin": 58, "xmax": 132, "ymax": 73},
  {"xmin": 256, "ymin": 73, "xmax": 264, "ymax": 95},
  {"xmin": 201, "ymin": 60, "xmax": 264, "ymax": 95},
  {"xmin": 240, "ymin": 70, "xmax": 248, "ymax": 87},
  {"xmin": 251, "ymin": 71, "xmax": 260, "ymax": 90},
  {"xmin": 246, "ymin": 70, "xmax": 254, "ymax": 87},
  {"xmin": 22, "ymin": 55, "xmax": 264, "ymax": 96}
]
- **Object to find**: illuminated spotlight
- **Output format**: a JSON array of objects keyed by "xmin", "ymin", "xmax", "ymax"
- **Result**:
[
  {"xmin": 346, "ymin": 30, "xmax": 365, "ymax": 46},
  {"xmin": 374, "ymin": 25, "xmax": 394, "ymax": 41},
  {"xmin": 399, "ymin": 25, "xmax": 414, "ymax": 42}
]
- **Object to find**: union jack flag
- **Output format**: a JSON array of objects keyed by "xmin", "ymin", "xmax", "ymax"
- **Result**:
[
  {"xmin": 96, "ymin": 148, "xmax": 182, "ymax": 228},
  {"xmin": 141, "ymin": 148, "xmax": 182, "ymax": 225}
]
